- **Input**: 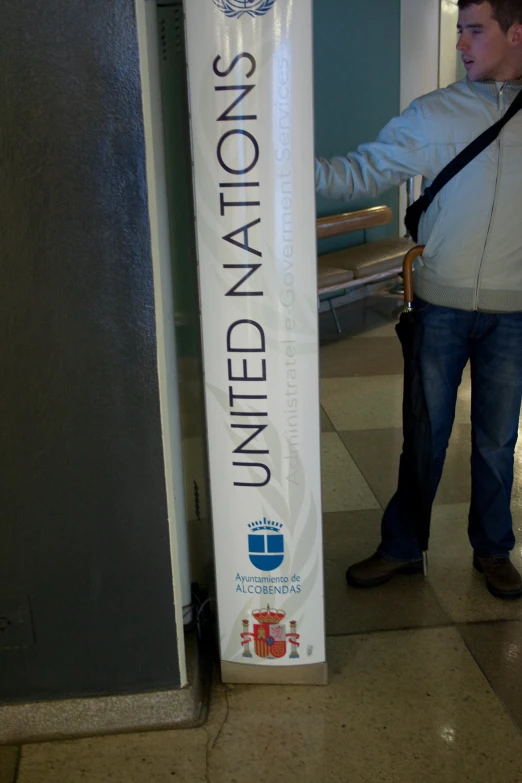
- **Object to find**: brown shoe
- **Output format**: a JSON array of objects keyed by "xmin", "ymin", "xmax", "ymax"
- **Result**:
[
  {"xmin": 346, "ymin": 552, "xmax": 423, "ymax": 588},
  {"xmin": 473, "ymin": 555, "xmax": 522, "ymax": 600}
]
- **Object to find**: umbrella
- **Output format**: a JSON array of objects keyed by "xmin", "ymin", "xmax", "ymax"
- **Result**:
[{"xmin": 395, "ymin": 244, "xmax": 431, "ymax": 576}]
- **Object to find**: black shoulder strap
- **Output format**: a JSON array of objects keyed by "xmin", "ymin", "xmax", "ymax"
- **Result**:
[{"xmin": 423, "ymin": 87, "xmax": 522, "ymax": 208}]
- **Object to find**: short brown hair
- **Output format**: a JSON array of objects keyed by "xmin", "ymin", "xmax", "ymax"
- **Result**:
[{"xmin": 458, "ymin": 0, "xmax": 522, "ymax": 32}]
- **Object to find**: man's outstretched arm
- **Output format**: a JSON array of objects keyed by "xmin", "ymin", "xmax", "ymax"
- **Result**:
[{"xmin": 315, "ymin": 100, "xmax": 431, "ymax": 201}]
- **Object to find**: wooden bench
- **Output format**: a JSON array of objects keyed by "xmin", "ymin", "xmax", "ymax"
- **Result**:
[{"xmin": 317, "ymin": 206, "xmax": 413, "ymax": 332}]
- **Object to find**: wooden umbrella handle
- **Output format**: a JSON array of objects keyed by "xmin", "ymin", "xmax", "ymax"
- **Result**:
[{"xmin": 403, "ymin": 245, "xmax": 425, "ymax": 305}]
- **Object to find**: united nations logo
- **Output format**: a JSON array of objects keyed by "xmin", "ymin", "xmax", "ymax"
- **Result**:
[{"xmin": 213, "ymin": 0, "xmax": 277, "ymax": 19}]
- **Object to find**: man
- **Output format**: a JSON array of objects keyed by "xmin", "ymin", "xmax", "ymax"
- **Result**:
[{"xmin": 316, "ymin": 0, "xmax": 522, "ymax": 599}]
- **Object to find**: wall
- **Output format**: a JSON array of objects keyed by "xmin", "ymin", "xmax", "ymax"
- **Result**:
[
  {"xmin": 400, "ymin": 0, "xmax": 441, "ymax": 214},
  {"xmin": 401, "ymin": 0, "xmax": 441, "ymax": 111},
  {"xmin": 0, "ymin": 0, "xmax": 181, "ymax": 701},
  {"xmin": 313, "ymin": 0, "xmax": 402, "ymax": 253},
  {"xmin": 440, "ymin": 0, "xmax": 460, "ymax": 87},
  {"xmin": 440, "ymin": 0, "xmax": 467, "ymax": 87}
]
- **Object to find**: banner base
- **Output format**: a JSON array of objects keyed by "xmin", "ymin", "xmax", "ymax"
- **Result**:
[{"xmin": 221, "ymin": 661, "xmax": 328, "ymax": 686}]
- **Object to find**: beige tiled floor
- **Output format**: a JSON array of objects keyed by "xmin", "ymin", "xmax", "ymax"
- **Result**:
[
  {"xmin": 321, "ymin": 373, "xmax": 471, "ymax": 432},
  {"xmin": 321, "ymin": 432, "xmax": 380, "ymax": 512},
  {"xmin": 320, "ymin": 335, "xmax": 404, "ymax": 378},
  {"xmin": 458, "ymin": 620, "xmax": 522, "ymax": 729},
  {"xmin": 17, "ymin": 729, "xmax": 211, "ymax": 783},
  {"xmin": 339, "ymin": 424, "xmax": 473, "ymax": 508},
  {"xmin": 6, "ymin": 291, "xmax": 522, "ymax": 782},
  {"xmin": 12, "ymin": 633, "xmax": 522, "ymax": 783},
  {"xmin": 0, "ymin": 748, "xmax": 18, "ymax": 783},
  {"xmin": 428, "ymin": 504, "xmax": 522, "ymax": 624},
  {"xmin": 323, "ymin": 509, "xmax": 450, "ymax": 635}
]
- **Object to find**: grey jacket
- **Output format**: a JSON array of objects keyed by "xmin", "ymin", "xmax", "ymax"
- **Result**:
[{"xmin": 316, "ymin": 79, "xmax": 522, "ymax": 312}]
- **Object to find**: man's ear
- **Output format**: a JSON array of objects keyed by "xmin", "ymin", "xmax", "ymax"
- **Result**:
[{"xmin": 509, "ymin": 22, "xmax": 522, "ymax": 46}]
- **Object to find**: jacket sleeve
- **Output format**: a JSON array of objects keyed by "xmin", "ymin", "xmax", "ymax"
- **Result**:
[{"xmin": 315, "ymin": 99, "xmax": 432, "ymax": 200}]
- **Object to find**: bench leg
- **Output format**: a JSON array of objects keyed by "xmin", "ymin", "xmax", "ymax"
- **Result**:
[{"xmin": 329, "ymin": 299, "xmax": 342, "ymax": 334}]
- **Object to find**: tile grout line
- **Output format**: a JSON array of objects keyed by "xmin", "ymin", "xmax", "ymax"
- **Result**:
[
  {"xmin": 327, "ymin": 613, "xmax": 522, "ymax": 739},
  {"xmin": 325, "ymin": 620, "xmax": 457, "ymax": 639},
  {"xmin": 416, "ymin": 572, "xmax": 456, "ymax": 627},
  {"xmin": 326, "ymin": 617, "xmax": 522, "ymax": 641},
  {"xmin": 319, "ymin": 405, "xmax": 336, "ymax": 433},
  {"xmin": 321, "ymin": 341, "xmax": 454, "ymax": 630},
  {"xmin": 324, "ymin": 429, "xmax": 384, "ymax": 515},
  {"xmin": 456, "ymin": 624, "xmax": 522, "ymax": 740},
  {"xmin": 323, "ymin": 370, "xmax": 462, "ymax": 629},
  {"xmin": 457, "ymin": 616, "xmax": 522, "ymax": 628},
  {"xmin": 332, "ymin": 425, "xmax": 385, "ymax": 513},
  {"xmin": 13, "ymin": 746, "xmax": 22, "ymax": 783},
  {"xmin": 320, "ymin": 335, "xmax": 391, "ymax": 514}
]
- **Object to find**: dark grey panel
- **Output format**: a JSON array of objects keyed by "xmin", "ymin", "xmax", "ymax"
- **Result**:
[{"xmin": 0, "ymin": 0, "xmax": 181, "ymax": 700}]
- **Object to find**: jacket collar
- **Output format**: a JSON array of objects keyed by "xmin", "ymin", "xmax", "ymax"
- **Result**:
[{"xmin": 469, "ymin": 78, "xmax": 522, "ymax": 104}]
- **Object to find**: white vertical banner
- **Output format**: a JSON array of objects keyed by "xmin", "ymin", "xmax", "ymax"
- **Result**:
[{"xmin": 184, "ymin": 0, "xmax": 326, "ymax": 683}]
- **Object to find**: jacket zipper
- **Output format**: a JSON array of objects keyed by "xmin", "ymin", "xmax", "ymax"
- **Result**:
[{"xmin": 473, "ymin": 83, "xmax": 505, "ymax": 310}]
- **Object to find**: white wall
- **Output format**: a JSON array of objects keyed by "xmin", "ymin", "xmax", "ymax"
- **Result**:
[
  {"xmin": 400, "ymin": 0, "xmax": 440, "ymax": 221},
  {"xmin": 401, "ymin": 0, "xmax": 440, "ymax": 110},
  {"xmin": 440, "ymin": 0, "xmax": 460, "ymax": 87}
]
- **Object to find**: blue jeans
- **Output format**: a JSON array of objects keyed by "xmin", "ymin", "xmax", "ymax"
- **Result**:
[{"xmin": 380, "ymin": 299, "xmax": 522, "ymax": 561}]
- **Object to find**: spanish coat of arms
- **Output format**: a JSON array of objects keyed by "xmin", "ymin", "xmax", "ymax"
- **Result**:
[{"xmin": 240, "ymin": 606, "xmax": 300, "ymax": 660}]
